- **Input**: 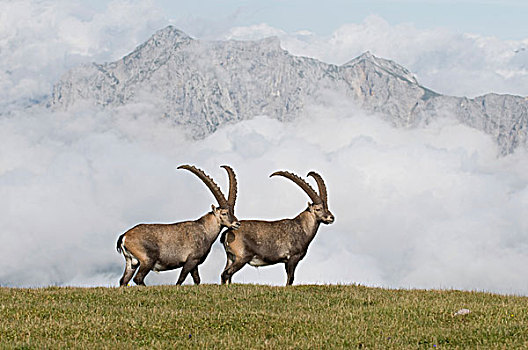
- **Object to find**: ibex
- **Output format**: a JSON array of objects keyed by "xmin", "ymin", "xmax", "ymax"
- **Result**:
[
  {"xmin": 220, "ymin": 170, "xmax": 334, "ymax": 285},
  {"xmin": 116, "ymin": 165, "xmax": 240, "ymax": 286}
]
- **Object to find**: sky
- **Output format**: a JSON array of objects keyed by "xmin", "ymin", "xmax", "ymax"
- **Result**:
[
  {"xmin": 150, "ymin": 0, "xmax": 528, "ymax": 40},
  {"xmin": 1, "ymin": 0, "xmax": 528, "ymax": 293}
]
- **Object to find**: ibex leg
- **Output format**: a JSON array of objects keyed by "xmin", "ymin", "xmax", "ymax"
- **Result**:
[
  {"xmin": 190, "ymin": 266, "xmax": 201, "ymax": 285},
  {"xmin": 119, "ymin": 257, "xmax": 137, "ymax": 286},
  {"xmin": 285, "ymin": 257, "xmax": 301, "ymax": 286},
  {"xmin": 221, "ymin": 253, "xmax": 236, "ymax": 284},
  {"xmin": 221, "ymin": 258, "xmax": 248, "ymax": 284},
  {"xmin": 133, "ymin": 260, "xmax": 154, "ymax": 286},
  {"xmin": 176, "ymin": 260, "xmax": 199, "ymax": 285}
]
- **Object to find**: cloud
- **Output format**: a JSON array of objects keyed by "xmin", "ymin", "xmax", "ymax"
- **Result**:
[
  {"xmin": 225, "ymin": 15, "xmax": 528, "ymax": 98},
  {"xmin": 0, "ymin": 0, "xmax": 166, "ymax": 109},
  {"xmin": 1, "ymin": 1, "xmax": 528, "ymax": 295},
  {"xmin": 2, "ymin": 97, "xmax": 528, "ymax": 294}
]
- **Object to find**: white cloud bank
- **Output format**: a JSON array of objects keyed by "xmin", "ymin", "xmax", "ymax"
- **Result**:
[
  {"xmin": 1, "ymin": 1, "xmax": 528, "ymax": 294},
  {"xmin": 0, "ymin": 98, "xmax": 528, "ymax": 294},
  {"xmin": 2, "ymin": 100, "xmax": 528, "ymax": 294}
]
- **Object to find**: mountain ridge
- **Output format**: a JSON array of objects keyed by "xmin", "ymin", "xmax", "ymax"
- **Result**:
[{"xmin": 51, "ymin": 26, "xmax": 528, "ymax": 155}]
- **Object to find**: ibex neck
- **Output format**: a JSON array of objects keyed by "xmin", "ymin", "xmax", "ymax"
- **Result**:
[
  {"xmin": 198, "ymin": 212, "xmax": 222, "ymax": 241},
  {"xmin": 296, "ymin": 210, "xmax": 320, "ymax": 239}
]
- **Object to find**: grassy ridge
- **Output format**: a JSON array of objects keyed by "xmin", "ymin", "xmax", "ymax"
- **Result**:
[{"xmin": 1, "ymin": 284, "xmax": 527, "ymax": 349}]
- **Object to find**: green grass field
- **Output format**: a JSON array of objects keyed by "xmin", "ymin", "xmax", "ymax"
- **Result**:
[{"xmin": 1, "ymin": 284, "xmax": 527, "ymax": 349}]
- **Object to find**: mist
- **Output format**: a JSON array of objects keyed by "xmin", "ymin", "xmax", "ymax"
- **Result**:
[
  {"xmin": 1, "ymin": 1, "xmax": 528, "ymax": 294},
  {"xmin": 2, "ymin": 96, "xmax": 528, "ymax": 294}
]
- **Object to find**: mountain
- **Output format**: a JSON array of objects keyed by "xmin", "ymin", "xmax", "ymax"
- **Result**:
[{"xmin": 51, "ymin": 26, "xmax": 528, "ymax": 155}]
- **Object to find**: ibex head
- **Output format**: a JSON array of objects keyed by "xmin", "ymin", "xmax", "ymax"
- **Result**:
[
  {"xmin": 178, "ymin": 164, "xmax": 241, "ymax": 229},
  {"xmin": 270, "ymin": 170, "xmax": 335, "ymax": 225}
]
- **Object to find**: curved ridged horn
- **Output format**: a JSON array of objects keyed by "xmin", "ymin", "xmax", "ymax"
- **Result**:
[
  {"xmin": 270, "ymin": 171, "xmax": 323, "ymax": 205},
  {"xmin": 178, "ymin": 165, "xmax": 229, "ymax": 209},
  {"xmin": 221, "ymin": 165, "xmax": 237, "ymax": 211},
  {"xmin": 307, "ymin": 171, "xmax": 328, "ymax": 208}
]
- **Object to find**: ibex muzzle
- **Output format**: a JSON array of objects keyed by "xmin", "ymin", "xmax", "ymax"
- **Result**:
[
  {"xmin": 116, "ymin": 165, "xmax": 239, "ymax": 286},
  {"xmin": 220, "ymin": 170, "xmax": 334, "ymax": 286}
]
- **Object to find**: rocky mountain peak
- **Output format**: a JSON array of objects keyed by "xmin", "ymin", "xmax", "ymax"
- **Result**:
[
  {"xmin": 343, "ymin": 51, "xmax": 419, "ymax": 85},
  {"xmin": 121, "ymin": 25, "xmax": 193, "ymax": 64},
  {"xmin": 50, "ymin": 28, "xmax": 528, "ymax": 155},
  {"xmin": 151, "ymin": 25, "xmax": 193, "ymax": 43}
]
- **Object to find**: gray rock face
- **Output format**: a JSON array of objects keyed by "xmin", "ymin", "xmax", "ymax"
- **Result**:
[{"xmin": 51, "ymin": 26, "xmax": 528, "ymax": 154}]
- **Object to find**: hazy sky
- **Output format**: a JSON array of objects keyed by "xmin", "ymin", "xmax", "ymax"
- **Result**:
[
  {"xmin": 1, "ymin": 0, "xmax": 527, "ymax": 292},
  {"xmin": 143, "ymin": 0, "xmax": 528, "ymax": 40}
]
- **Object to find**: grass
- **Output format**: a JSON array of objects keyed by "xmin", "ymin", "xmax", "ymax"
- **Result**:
[{"xmin": 0, "ymin": 284, "xmax": 527, "ymax": 349}]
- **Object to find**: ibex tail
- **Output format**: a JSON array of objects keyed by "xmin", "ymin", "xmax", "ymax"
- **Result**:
[{"xmin": 116, "ymin": 233, "xmax": 126, "ymax": 254}]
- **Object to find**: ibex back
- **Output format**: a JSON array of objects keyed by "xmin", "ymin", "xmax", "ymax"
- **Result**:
[
  {"xmin": 116, "ymin": 165, "xmax": 240, "ymax": 286},
  {"xmin": 220, "ymin": 171, "xmax": 334, "ymax": 285}
]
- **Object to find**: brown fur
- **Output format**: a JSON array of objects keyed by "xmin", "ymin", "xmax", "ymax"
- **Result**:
[
  {"xmin": 117, "ymin": 165, "xmax": 240, "ymax": 286},
  {"xmin": 220, "ymin": 171, "xmax": 334, "ymax": 286}
]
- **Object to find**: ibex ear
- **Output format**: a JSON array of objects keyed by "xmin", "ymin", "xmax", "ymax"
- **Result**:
[
  {"xmin": 307, "ymin": 202, "xmax": 313, "ymax": 212},
  {"xmin": 211, "ymin": 204, "xmax": 216, "ymax": 212}
]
